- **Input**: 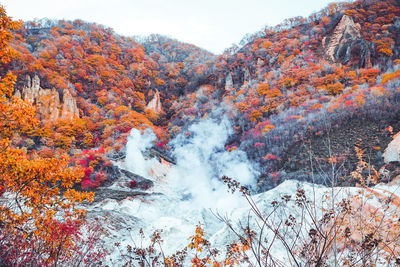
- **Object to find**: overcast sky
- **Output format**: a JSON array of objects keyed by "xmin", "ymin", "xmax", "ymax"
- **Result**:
[{"xmin": 2, "ymin": 0, "xmax": 338, "ymax": 54}]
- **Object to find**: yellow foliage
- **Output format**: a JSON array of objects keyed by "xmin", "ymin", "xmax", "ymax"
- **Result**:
[
  {"xmin": 265, "ymin": 88, "xmax": 282, "ymax": 98},
  {"xmin": 256, "ymin": 83, "xmax": 269, "ymax": 96},
  {"xmin": 381, "ymin": 69, "xmax": 400, "ymax": 84},
  {"xmin": 235, "ymin": 89, "xmax": 245, "ymax": 97},
  {"xmin": 249, "ymin": 110, "xmax": 262, "ymax": 122},
  {"xmin": 0, "ymin": 7, "xmax": 93, "ymax": 264},
  {"xmin": 0, "ymin": 139, "xmax": 93, "ymax": 262},
  {"xmin": 114, "ymin": 105, "xmax": 131, "ymax": 116},
  {"xmin": 325, "ymin": 82, "xmax": 344, "ymax": 95},
  {"xmin": 311, "ymin": 103, "xmax": 323, "ymax": 110},
  {"xmin": 83, "ymin": 132, "xmax": 94, "ymax": 147},
  {"xmin": 235, "ymin": 102, "xmax": 250, "ymax": 112},
  {"xmin": 279, "ymin": 77, "xmax": 295, "ymax": 88},
  {"xmin": 262, "ymin": 124, "xmax": 275, "ymax": 134},
  {"xmin": 0, "ymin": 74, "xmax": 38, "ymax": 138},
  {"xmin": 262, "ymin": 41, "xmax": 272, "ymax": 49},
  {"xmin": 354, "ymin": 94, "xmax": 366, "ymax": 108}
]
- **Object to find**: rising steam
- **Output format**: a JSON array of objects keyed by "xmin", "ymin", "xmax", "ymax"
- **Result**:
[
  {"xmin": 125, "ymin": 128, "xmax": 157, "ymax": 178},
  {"xmin": 125, "ymin": 117, "xmax": 258, "ymax": 211}
]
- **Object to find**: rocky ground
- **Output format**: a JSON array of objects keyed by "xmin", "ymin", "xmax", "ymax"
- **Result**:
[{"xmin": 282, "ymin": 115, "xmax": 400, "ymax": 185}]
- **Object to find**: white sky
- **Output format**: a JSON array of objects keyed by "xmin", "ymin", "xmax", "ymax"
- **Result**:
[{"xmin": 2, "ymin": 0, "xmax": 338, "ymax": 54}]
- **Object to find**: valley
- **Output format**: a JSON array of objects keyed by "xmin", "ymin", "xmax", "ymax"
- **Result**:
[{"xmin": 0, "ymin": 0, "xmax": 399, "ymax": 265}]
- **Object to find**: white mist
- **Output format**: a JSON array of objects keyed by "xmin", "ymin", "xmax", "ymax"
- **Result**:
[
  {"xmin": 125, "ymin": 128, "xmax": 157, "ymax": 178},
  {"xmin": 117, "ymin": 117, "xmax": 259, "ymax": 258}
]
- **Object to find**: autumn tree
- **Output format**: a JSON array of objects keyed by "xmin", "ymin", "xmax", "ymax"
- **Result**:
[{"xmin": 0, "ymin": 6, "xmax": 95, "ymax": 265}]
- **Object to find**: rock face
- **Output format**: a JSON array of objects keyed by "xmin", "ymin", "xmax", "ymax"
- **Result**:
[
  {"xmin": 384, "ymin": 132, "xmax": 400, "ymax": 163},
  {"xmin": 243, "ymin": 67, "xmax": 251, "ymax": 82},
  {"xmin": 256, "ymin": 58, "xmax": 264, "ymax": 80},
  {"xmin": 15, "ymin": 75, "xmax": 79, "ymax": 121},
  {"xmin": 322, "ymin": 15, "xmax": 372, "ymax": 68},
  {"xmin": 225, "ymin": 73, "xmax": 233, "ymax": 91},
  {"xmin": 93, "ymin": 167, "xmax": 155, "ymax": 202},
  {"xmin": 146, "ymin": 90, "xmax": 163, "ymax": 114},
  {"xmin": 61, "ymin": 89, "xmax": 79, "ymax": 120}
]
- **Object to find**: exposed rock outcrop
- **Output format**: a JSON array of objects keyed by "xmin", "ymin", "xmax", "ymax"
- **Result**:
[
  {"xmin": 93, "ymin": 165, "xmax": 155, "ymax": 202},
  {"xmin": 146, "ymin": 90, "xmax": 163, "ymax": 114},
  {"xmin": 256, "ymin": 58, "xmax": 264, "ymax": 80},
  {"xmin": 225, "ymin": 73, "xmax": 233, "ymax": 91},
  {"xmin": 384, "ymin": 132, "xmax": 400, "ymax": 163},
  {"xmin": 147, "ymin": 148, "xmax": 175, "ymax": 165},
  {"xmin": 120, "ymin": 168, "xmax": 155, "ymax": 189},
  {"xmin": 61, "ymin": 88, "xmax": 80, "ymax": 120},
  {"xmin": 322, "ymin": 15, "xmax": 372, "ymax": 68},
  {"xmin": 15, "ymin": 75, "xmax": 79, "ymax": 121},
  {"xmin": 101, "ymin": 163, "xmax": 154, "ymax": 188},
  {"xmin": 93, "ymin": 188, "xmax": 150, "ymax": 202},
  {"xmin": 244, "ymin": 67, "xmax": 251, "ymax": 82}
]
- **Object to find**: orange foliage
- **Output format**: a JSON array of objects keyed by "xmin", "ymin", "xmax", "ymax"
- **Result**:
[
  {"xmin": 381, "ymin": 69, "xmax": 400, "ymax": 84},
  {"xmin": 325, "ymin": 82, "xmax": 344, "ymax": 96},
  {"xmin": 249, "ymin": 110, "xmax": 263, "ymax": 122},
  {"xmin": 0, "ymin": 8, "xmax": 93, "ymax": 265}
]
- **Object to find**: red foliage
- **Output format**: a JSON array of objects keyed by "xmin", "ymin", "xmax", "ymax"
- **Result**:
[
  {"xmin": 128, "ymin": 180, "xmax": 138, "ymax": 188},
  {"xmin": 156, "ymin": 142, "xmax": 166, "ymax": 150},
  {"xmin": 263, "ymin": 154, "xmax": 278, "ymax": 160},
  {"xmin": 254, "ymin": 142, "xmax": 265, "ymax": 148},
  {"xmin": 344, "ymin": 100, "xmax": 354, "ymax": 107}
]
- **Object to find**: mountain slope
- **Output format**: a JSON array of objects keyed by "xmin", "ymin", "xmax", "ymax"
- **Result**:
[
  {"xmin": 4, "ymin": 0, "xmax": 400, "ymax": 191},
  {"xmin": 168, "ymin": 0, "xmax": 400, "ymax": 189}
]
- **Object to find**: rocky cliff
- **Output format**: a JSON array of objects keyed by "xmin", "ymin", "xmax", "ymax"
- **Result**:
[
  {"xmin": 15, "ymin": 75, "xmax": 79, "ymax": 121},
  {"xmin": 322, "ymin": 15, "xmax": 373, "ymax": 68},
  {"xmin": 146, "ymin": 90, "xmax": 163, "ymax": 114},
  {"xmin": 384, "ymin": 132, "xmax": 400, "ymax": 163}
]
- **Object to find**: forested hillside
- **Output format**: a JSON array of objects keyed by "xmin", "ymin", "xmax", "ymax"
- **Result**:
[
  {"xmin": 5, "ymin": 0, "xmax": 399, "ymax": 191},
  {"xmin": 1, "ymin": 0, "xmax": 400, "ymax": 265},
  {"xmin": 6, "ymin": 19, "xmax": 214, "ymax": 188},
  {"xmin": 168, "ymin": 0, "xmax": 400, "ymax": 189}
]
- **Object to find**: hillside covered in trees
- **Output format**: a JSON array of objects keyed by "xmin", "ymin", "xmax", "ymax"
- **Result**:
[
  {"xmin": 1, "ymin": 0, "xmax": 400, "ymax": 265},
  {"xmin": 5, "ymin": 0, "xmax": 399, "ymax": 190}
]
